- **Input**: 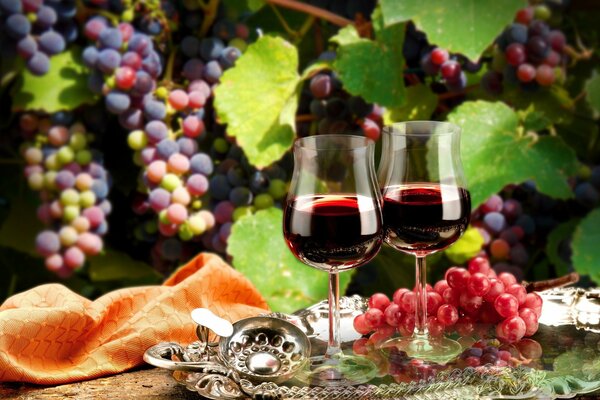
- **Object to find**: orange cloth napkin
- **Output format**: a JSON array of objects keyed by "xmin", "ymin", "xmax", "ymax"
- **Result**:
[{"xmin": 0, "ymin": 253, "xmax": 269, "ymax": 384}]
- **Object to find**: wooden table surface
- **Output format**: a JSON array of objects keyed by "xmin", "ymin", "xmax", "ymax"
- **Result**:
[{"xmin": 2, "ymin": 368, "xmax": 600, "ymax": 399}]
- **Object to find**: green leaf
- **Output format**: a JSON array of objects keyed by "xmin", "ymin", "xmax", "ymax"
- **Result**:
[
  {"xmin": 12, "ymin": 47, "xmax": 97, "ymax": 113},
  {"xmin": 546, "ymin": 219, "xmax": 580, "ymax": 277},
  {"xmin": 227, "ymin": 208, "xmax": 352, "ymax": 314},
  {"xmin": 502, "ymin": 85, "xmax": 574, "ymax": 125},
  {"xmin": 444, "ymin": 226, "xmax": 484, "ymax": 264},
  {"xmin": 571, "ymin": 208, "xmax": 600, "ymax": 284},
  {"xmin": 448, "ymin": 101, "xmax": 579, "ymax": 208},
  {"xmin": 331, "ymin": 22, "xmax": 406, "ymax": 107},
  {"xmin": 585, "ymin": 72, "xmax": 600, "ymax": 116},
  {"xmin": 88, "ymin": 250, "xmax": 162, "ymax": 283},
  {"xmin": 380, "ymin": 0, "xmax": 525, "ymax": 60},
  {"xmin": 214, "ymin": 36, "xmax": 300, "ymax": 169},
  {"xmin": 384, "ymin": 84, "xmax": 437, "ymax": 124}
]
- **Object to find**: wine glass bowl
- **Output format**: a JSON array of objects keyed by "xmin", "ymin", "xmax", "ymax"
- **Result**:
[
  {"xmin": 283, "ymin": 134, "xmax": 383, "ymax": 386},
  {"xmin": 378, "ymin": 121, "xmax": 471, "ymax": 363}
]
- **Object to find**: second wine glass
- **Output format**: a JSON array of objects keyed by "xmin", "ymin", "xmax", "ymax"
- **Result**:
[{"xmin": 378, "ymin": 121, "xmax": 471, "ymax": 363}]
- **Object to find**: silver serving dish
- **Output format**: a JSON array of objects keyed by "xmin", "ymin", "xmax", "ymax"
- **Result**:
[{"xmin": 145, "ymin": 290, "xmax": 600, "ymax": 400}]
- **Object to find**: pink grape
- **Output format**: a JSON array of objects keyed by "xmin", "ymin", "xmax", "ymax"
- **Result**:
[
  {"xmin": 166, "ymin": 203, "xmax": 188, "ymax": 224},
  {"xmin": 172, "ymin": 186, "xmax": 191, "ymax": 205},
  {"xmin": 188, "ymin": 91, "xmax": 206, "ymax": 108},
  {"xmin": 147, "ymin": 160, "xmax": 167, "ymax": 183},
  {"xmin": 437, "ymin": 304, "xmax": 458, "ymax": 326},
  {"xmin": 82, "ymin": 206, "xmax": 105, "ymax": 228},
  {"xmin": 45, "ymin": 254, "xmax": 64, "ymax": 271},
  {"xmin": 115, "ymin": 66, "xmax": 136, "ymax": 89},
  {"xmin": 182, "ymin": 115, "xmax": 204, "ymax": 138},
  {"xmin": 368, "ymin": 293, "xmax": 391, "ymax": 311},
  {"xmin": 168, "ymin": 153, "xmax": 190, "ymax": 174},
  {"xmin": 519, "ymin": 307, "xmax": 539, "ymax": 336},
  {"xmin": 393, "ymin": 288, "xmax": 409, "ymax": 305},
  {"xmin": 524, "ymin": 292, "xmax": 543, "ymax": 318},
  {"xmin": 498, "ymin": 272, "xmax": 517, "ymax": 287},
  {"xmin": 468, "ymin": 256, "xmax": 491, "ymax": 275},
  {"xmin": 430, "ymin": 48, "xmax": 449, "ymax": 65},
  {"xmin": 398, "ymin": 291, "xmax": 416, "ymax": 313},
  {"xmin": 442, "ymin": 287, "xmax": 460, "ymax": 307},
  {"xmin": 214, "ymin": 201, "xmax": 234, "ymax": 224},
  {"xmin": 506, "ymin": 43, "xmax": 526, "ymax": 66},
  {"xmin": 384, "ymin": 303, "xmax": 402, "ymax": 327},
  {"xmin": 481, "ymin": 194, "xmax": 503, "ymax": 213},
  {"xmin": 535, "ymin": 64, "xmax": 555, "ymax": 86},
  {"xmin": 459, "ymin": 292, "xmax": 483, "ymax": 314},
  {"xmin": 483, "ymin": 278, "xmax": 505, "ymax": 302},
  {"xmin": 506, "ymin": 283, "xmax": 527, "ymax": 305},
  {"xmin": 494, "ymin": 293, "xmax": 519, "ymax": 318},
  {"xmin": 364, "ymin": 308, "xmax": 384, "ymax": 329},
  {"xmin": 168, "ymin": 89, "xmax": 189, "ymax": 110},
  {"xmin": 433, "ymin": 280, "xmax": 450, "ymax": 296},
  {"xmin": 368, "ymin": 325, "xmax": 395, "ymax": 345},
  {"xmin": 427, "ymin": 317, "xmax": 444, "ymax": 337},
  {"xmin": 353, "ymin": 313, "xmax": 372, "ymax": 335},
  {"xmin": 48, "ymin": 126, "xmax": 69, "ymax": 146},
  {"xmin": 37, "ymin": 203, "xmax": 52, "ymax": 224},
  {"xmin": 186, "ymin": 174, "xmax": 209, "ymax": 196},
  {"xmin": 445, "ymin": 267, "xmax": 470, "ymax": 289},
  {"xmin": 490, "ymin": 238, "xmax": 510, "ymax": 259},
  {"xmin": 548, "ymin": 30, "xmax": 566, "ymax": 52},
  {"xmin": 496, "ymin": 316, "xmax": 526, "ymax": 342},
  {"xmin": 77, "ymin": 232, "xmax": 103, "ymax": 255},
  {"xmin": 467, "ymin": 272, "xmax": 491, "ymax": 297},
  {"xmin": 64, "ymin": 246, "xmax": 85, "ymax": 269},
  {"xmin": 352, "ymin": 337, "xmax": 369, "ymax": 355},
  {"xmin": 543, "ymin": 50, "xmax": 561, "ymax": 67},
  {"xmin": 517, "ymin": 63, "xmax": 536, "ymax": 82},
  {"xmin": 427, "ymin": 291, "xmax": 443, "ymax": 315},
  {"xmin": 158, "ymin": 222, "xmax": 178, "ymax": 237}
]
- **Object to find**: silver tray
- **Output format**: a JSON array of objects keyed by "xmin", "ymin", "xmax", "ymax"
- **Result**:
[{"xmin": 145, "ymin": 289, "xmax": 600, "ymax": 399}]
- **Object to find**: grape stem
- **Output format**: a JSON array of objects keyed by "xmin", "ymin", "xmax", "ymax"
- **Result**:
[
  {"xmin": 437, "ymin": 84, "xmax": 479, "ymax": 100},
  {"xmin": 199, "ymin": 0, "xmax": 220, "ymax": 37},
  {"xmin": 522, "ymin": 272, "xmax": 580, "ymax": 293},
  {"xmin": 264, "ymin": 0, "xmax": 353, "ymax": 27}
]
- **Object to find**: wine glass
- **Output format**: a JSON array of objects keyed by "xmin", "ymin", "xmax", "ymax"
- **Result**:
[
  {"xmin": 283, "ymin": 134, "xmax": 383, "ymax": 386},
  {"xmin": 378, "ymin": 121, "xmax": 471, "ymax": 363}
]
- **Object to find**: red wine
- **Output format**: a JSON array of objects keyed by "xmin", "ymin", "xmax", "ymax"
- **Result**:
[
  {"xmin": 383, "ymin": 184, "xmax": 471, "ymax": 255},
  {"xmin": 283, "ymin": 194, "xmax": 382, "ymax": 271}
]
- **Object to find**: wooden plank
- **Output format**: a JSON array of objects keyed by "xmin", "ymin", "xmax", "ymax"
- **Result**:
[{"xmin": 0, "ymin": 368, "xmax": 201, "ymax": 400}]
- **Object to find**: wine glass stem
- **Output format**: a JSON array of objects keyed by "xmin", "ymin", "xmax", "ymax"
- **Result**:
[
  {"xmin": 325, "ymin": 267, "xmax": 341, "ymax": 358},
  {"xmin": 414, "ymin": 256, "xmax": 429, "ymax": 337}
]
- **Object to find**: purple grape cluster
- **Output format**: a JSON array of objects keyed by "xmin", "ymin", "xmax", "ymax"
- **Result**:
[
  {"xmin": 200, "ymin": 140, "xmax": 290, "ymax": 253},
  {"xmin": 471, "ymin": 194, "xmax": 535, "ymax": 280},
  {"xmin": 126, "ymin": 81, "xmax": 216, "ymax": 242},
  {"xmin": 0, "ymin": 0, "xmax": 78, "ymax": 75},
  {"xmin": 82, "ymin": 17, "xmax": 162, "ymax": 128},
  {"xmin": 19, "ymin": 114, "xmax": 111, "ymax": 276},
  {"xmin": 482, "ymin": 4, "xmax": 567, "ymax": 95},
  {"xmin": 297, "ymin": 68, "xmax": 383, "ymax": 141}
]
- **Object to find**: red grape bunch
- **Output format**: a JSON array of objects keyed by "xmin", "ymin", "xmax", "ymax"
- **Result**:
[
  {"xmin": 20, "ymin": 114, "xmax": 111, "ymax": 276},
  {"xmin": 482, "ymin": 3, "xmax": 567, "ymax": 94},
  {"xmin": 82, "ymin": 17, "xmax": 163, "ymax": 129},
  {"xmin": 353, "ymin": 268, "xmax": 543, "ymax": 345},
  {"xmin": 0, "ymin": 0, "xmax": 78, "ymax": 75}
]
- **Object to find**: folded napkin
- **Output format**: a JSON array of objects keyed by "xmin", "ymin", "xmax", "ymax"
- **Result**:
[{"xmin": 0, "ymin": 253, "xmax": 269, "ymax": 384}]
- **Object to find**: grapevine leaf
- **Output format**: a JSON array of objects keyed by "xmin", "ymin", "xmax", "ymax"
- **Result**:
[
  {"xmin": 227, "ymin": 208, "xmax": 352, "ymax": 314},
  {"xmin": 502, "ymin": 85, "xmax": 574, "ymax": 125},
  {"xmin": 380, "ymin": 0, "xmax": 525, "ymax": 60},
  {"xmin": 88, "ymin": 250, "xmax": 162, "ymax": 283},
  {"xmin": 571, "ymin": 208, "xmax": 600, "ymax": 284},
  {"xmin": 384, "ymin": 84, "xmax": 437, "ymax": 123},
  {"xmin": 546, "ymin": 219, "xmax": 580, "ymax": 277},
  {"xmin": 584, "ymin": 72, "xmax": 600, "ymax": 116},
  {"xmin": 331, "ymin": 22, "xmax": 406, "ymax": 108},
  {"xmin": 214, "ymin": 36, "xmax": 300, "ymax": 169},
  {"xmin": 448, "ymin": 101, "xmax": 579, "ymax": 208},
  {"xmin": 444, "ymin": 227, "xmax": 484, "ymax": 264},
  {"xmin": 12, "ymin": 47, "xmax": 97, "ymax": 113}
]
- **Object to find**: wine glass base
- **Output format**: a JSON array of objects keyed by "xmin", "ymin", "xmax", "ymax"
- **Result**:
[
  {"xmin": 378, "ymin": 335, "xmax": 462, "ymax": 365},
  {"xmin": 294, "ymin": 353, "xmax": 378, "ymax": 386}
]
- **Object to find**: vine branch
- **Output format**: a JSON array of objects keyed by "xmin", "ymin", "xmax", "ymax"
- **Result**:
[
  {"xmin": 523, "ymin": 272, "xmax": 580, "ymax": 293},
  {"xmin": 264, "ymin": 0, "xmax": 352, "ymax": 27}
]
